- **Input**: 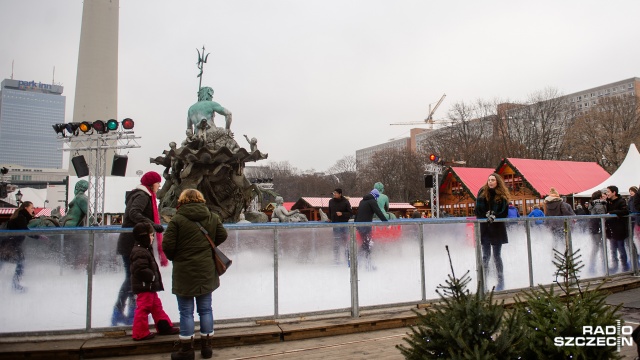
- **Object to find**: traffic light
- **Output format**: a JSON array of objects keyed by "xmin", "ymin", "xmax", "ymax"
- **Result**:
[
  {"xmin": 106, "ymin": 119, "xmax": 119, "ymax": 131},
  {"xmin": 122, "ymin": 118, "xmax": 134, "ymax": 130},
  {"xmin": 429, "ymin": 154, "xmax": 446, "ymax": 165}
]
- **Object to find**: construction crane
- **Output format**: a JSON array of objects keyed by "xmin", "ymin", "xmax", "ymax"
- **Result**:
[{"xmin": 390, "ymin": 94, "xmax": 447, "ymax": 129}]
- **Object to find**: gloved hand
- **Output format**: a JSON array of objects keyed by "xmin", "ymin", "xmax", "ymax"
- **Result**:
[
  {"xmin": 486, "ymin": 211, "xmax": 496, "ymax": 223},
  {"xmin": 153, "ymin": 223, "xmax": 165, "ymax": 233}
]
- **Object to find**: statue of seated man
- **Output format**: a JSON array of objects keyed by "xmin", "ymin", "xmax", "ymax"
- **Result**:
[
  {"xmin": 272, "ymin": 196, "xmax": 308, "ymax": 222},
  {"xmin": 373, "ymin": 182, "xmax": 396, "ymax": 220},
  {"xmin": 187, "ymin": 86, "xmax": 232, "ymax": 138},
  {"xmin": 60, "ymin": 180, "xmax": 89, "ymax": 227}
]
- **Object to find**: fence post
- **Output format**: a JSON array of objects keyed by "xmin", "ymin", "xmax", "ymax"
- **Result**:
[
  {"xmin": 273, "ymin": 228, "xmax": 279, "ymax": 318},
  {"xmin": 419, "ymin": 222, "xmax": 426, "ymax": 302},
  {"xmin": 86, "ymin": 230, "xmax": 95, "ymax": 331},
  {"xmin": 601, "ymin": 217, "xmax": 610, "ymax": 277},
  {"xmin": 629, "ymin": 216, "xmax": 638, "ymax": 275},
  {"xmin": 525, "ymin": 219, "xmax": 534, "ymax": 288},
  {"xmin": 474, "ymin": 221, "xmax": 485, "ymax": 298},
  {"xmin": 349, "ymin": 225, "xmax": 359, "ymax": 318}
]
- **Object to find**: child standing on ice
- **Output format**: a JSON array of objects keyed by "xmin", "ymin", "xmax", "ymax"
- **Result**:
[{"xmin": 130, "ymin": 222, "xmax": 179, "ymax": 340}]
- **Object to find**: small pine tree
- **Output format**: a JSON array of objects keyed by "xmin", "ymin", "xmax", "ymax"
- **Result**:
[
  {"xmin": 516, "ymin": 248, "xmax": 623, "ymax": 360},
  {"xmin": 396, "ymin": 246, "xmax": 527, "ymax": 359}
]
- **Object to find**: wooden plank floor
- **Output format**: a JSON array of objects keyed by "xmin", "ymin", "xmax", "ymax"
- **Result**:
[{"xmin": 92, "ymin": 327, "xmax": 409, "ymax": 359}]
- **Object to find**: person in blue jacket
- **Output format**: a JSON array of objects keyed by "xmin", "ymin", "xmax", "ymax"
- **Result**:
[{"xmin": 527, "ymin": 205, "xmax": 545, "ymax": 225}]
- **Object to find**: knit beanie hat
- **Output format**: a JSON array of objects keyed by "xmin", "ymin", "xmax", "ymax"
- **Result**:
[
  {"xmin": 140, "ymin": 171, "xmax": 162, "ymax": 187},
  {"xmin": 630, "ymin": 186, "xmax": 638, "ymax": 194},
  {"xmin": 370, "ymin": 189, "xmax": 380, "ymax": 200},
  {"xmin": 132, "ymin": 222, "xmax": 153, "ymax": 245},
  {"xmin": 549, "ymin": 187, "xmax": 560, "ymax": 197}
]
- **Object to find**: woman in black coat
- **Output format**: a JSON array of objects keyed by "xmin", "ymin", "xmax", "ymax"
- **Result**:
[
  {"xmin": 2, "ymin": 201, "xmax": 41, "ymax": 292},
  {"xmin": 475, "ymin": 173, "xmax": 510, "ymax": 291},
  {"xmin": 112, "ymin": 171, "xmax": 166, "ymax": 326}
]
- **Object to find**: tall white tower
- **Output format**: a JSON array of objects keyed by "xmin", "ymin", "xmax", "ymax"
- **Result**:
[
  {"xmin": 73, "ymin": 0, "xmax": 119, "ymax": 123},
  {"xmin": 70, "ymin": 0, "xmax": 120, "ymax": 224}
]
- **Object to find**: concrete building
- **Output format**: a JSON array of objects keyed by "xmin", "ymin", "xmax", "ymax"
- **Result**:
[
  {"xmin": 355, "ymin": 128, "xmax": 426, "ymax": 169},
  {"xmin": 560, "ymin": 77, "xmax": 639, "ymax": 116},
  {"xmin": 0, "ymin": 79, "xmax": 65, "ymax": 168}
]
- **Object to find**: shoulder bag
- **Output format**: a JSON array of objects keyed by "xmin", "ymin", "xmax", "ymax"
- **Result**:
[{"xmin": 195, "ymin": 221, "xmax": 232, "ymax": 276}]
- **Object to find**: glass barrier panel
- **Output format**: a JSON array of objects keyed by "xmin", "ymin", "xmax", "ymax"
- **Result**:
[
  {"xmin": 358, "ymin": 222, "xmax": 422, "ymax": 307},
  {"xmin": 277, "ymin": 226, "xmax": 350, "ymax": 315},
  {"xmin": 0, "ymin": 229, "xmax": 88, "ymax": 333},
  {"xmin": 571, "ymin": 217, "xmax": 607, "ymax": 277},
  {"xmin": 213, "ymin": 228, "xmax": 275, "ymax": 319},
  {"xmin": 502, "ymin": 219, "xmax": 534, "ymax": 290},
  {"xmin": 528, "ymin": 218, "xmax": 572, "ymax": 286},
  {"xmin": 423, "ymin": 221, "xmax": 477, "ymax": 298}
]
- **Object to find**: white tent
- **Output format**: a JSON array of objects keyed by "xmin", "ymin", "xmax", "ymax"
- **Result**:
[{"xmin": 574, "ymin": 143, "xmax": 640, "ymax": 197}]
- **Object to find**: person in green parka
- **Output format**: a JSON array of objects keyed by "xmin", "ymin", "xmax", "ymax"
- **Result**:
[{"xmin": 162, "ymin": 189, "xmax": 227, "ymax": 360}]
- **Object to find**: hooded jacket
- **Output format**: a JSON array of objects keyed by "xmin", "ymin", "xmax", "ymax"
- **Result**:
[
  {"xmin": 130, "ymin": 234, "xmax": 164, "ymax": 294},
  {"xmin": 354, "ymin": 194, "xmax": 388, "ymax": 222},
  {"xmin": 117, "ymin": 186, "xmax": 156, "ymax": 256},
  {"xmin": 544, "ymin": 195, "xmax": 575, "ymax": 235},
  {"xmin": 162, "ymin": 202, "xmax": 228, "ymax": 296},
  {"xmin": 544, "ymin": 196, "xmax": 575, "ymax": 217}
]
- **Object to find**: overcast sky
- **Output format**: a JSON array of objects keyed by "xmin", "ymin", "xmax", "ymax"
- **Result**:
[{"xmin": 1, "ymin": 0, "xmax": 639, "ymax": 175}]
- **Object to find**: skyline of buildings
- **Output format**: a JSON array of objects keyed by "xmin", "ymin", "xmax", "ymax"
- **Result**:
[{"xmin": 356, "ymin": 76, "xmax": 640, "ymax": 169}]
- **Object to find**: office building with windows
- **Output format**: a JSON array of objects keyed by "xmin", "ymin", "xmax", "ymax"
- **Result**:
[{"xmin": 0, "ymin": 79, "xmax": 65, "ymax": 168}]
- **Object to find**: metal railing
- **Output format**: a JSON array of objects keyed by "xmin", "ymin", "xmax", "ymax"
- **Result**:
[{"xmin": 0, "ymin": 214, "xmax": 637, "ymax": 335}]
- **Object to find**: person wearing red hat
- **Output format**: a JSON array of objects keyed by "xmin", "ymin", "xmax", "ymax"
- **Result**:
[{"xmin": 111, "ymin": 171, "xmax": 168, "ymax": 326}]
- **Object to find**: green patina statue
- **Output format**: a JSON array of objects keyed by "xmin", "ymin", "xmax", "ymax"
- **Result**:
[
  {"xmin": 151, "ymin": 50, "xmax": 269, "ymax": 223},
  {"xmin": 373, "ymin": 182, "xmax": 396, "ymax": 220},
  {"xmin": 187, "ymin": 86, "xmax": 232, "ymax": 139},
  {"xmin": 60, "ymin": 180, "xmax": 89, "ymax": 227}
]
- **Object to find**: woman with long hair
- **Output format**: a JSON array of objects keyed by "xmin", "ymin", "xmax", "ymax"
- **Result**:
[
  {"xmin": 475, "ymin": 173, "xmax": 510, "ymax": 291},
  {"xmin": 163, "ymin": 189, "xmax": 228, "ymax": 360},
  {"xmin": 2, "ymin": 201, "xmax": 42, "ymax": 292}
]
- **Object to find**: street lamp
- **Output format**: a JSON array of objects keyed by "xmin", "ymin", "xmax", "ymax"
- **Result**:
[{"xmin": 15, "ymin": 190, "xmax": 23, "ymax": 206}]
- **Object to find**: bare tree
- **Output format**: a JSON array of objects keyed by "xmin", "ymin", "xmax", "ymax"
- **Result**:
[
  {"xmin": 498, "ymin": 88, "xmax": 570, "ymax": 160},
  {"xmin": 328, "ymin": 155, "xmax": 357, "ymax": 195},
  {"xmin": 421, "ymin": 99, "xmax": 496, "ymax": 168},
  {"xmin": 357, "ymin": 148, "xmax": 427, "ymax": 202},
  {"xmin": 562, "ymin": 93, "xmax": 640, "ymax": 172}
]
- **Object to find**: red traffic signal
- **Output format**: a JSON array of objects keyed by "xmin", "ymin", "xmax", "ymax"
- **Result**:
[{"xmin": 122, "ymin": 118, "xmax": 134, "ymax": 130}]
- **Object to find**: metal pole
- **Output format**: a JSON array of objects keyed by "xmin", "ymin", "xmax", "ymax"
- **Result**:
[
  {"xmin": 473, "ymin": 222, "xmax": 485, "ymax": 298},
  {"xmin": 419, "ymin": 222, "xmax": 426, "ymax": 301},
  {"xmin": 629, "ymin": 216, "xmax": 637, "ymax": 275},
  {"xmin": 349, "ymin": 225, "xmax": 359, "ymax": 318},
  {"xmin": 85, "ymin": 231, "xmax": 95, "ymax": 331},
  {"xmin": 601, "ymin": 217, "xmax": 610, "ymax": 277},
  {"xmin": 525, "ymin": 219, "xmax": 534, "ymax": 288},
  {"xmin": 273, "ymin": 228, "xmax": 279, "ymax": 318}
]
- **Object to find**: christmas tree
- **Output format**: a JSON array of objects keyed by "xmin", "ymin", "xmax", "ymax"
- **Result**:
[
  {"xmin": 396, "ymin": 246, "xmax": 527, "ymax": 359},
  {"xmin": 515, "ymin": 248, "xmax": 623, "ymax": 359}
]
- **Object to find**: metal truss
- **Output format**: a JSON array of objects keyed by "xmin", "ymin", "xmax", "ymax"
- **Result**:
[{"xmin": 57, "ymin": 131, "xmax": 140, "ymax": 225}]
